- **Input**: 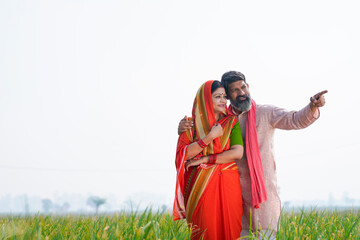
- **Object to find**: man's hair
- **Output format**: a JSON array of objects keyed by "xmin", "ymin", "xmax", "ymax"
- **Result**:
[
  {"xmin": 211, "ymin": 80, "xmax": 223, "ymax": 94},
  {"xmin": 221, "ymin": 71, "xmax": 246, "ymax": 94}
]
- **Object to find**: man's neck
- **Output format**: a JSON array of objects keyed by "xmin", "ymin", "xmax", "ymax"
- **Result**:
[
  {"xmin": 233, "ymin": 106, "xmax": 245, "ymax": 115},
  {"xmin": 234, "ymin": 108, "xmax": 242, "ymax": 115}
]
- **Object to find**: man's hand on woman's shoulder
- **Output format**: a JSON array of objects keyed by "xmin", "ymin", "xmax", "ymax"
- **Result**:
[{"xmin": 178, "ymin": 116, "xmax": 194, "ymax": 135}]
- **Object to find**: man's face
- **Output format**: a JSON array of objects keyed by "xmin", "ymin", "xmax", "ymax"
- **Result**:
[{"xmin": 227, "ymin": 80, "xmax": 252, "ymax": 112}]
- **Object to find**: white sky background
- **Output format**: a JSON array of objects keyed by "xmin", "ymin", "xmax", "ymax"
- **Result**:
[{"xmin": 1, "ymin": 0, "xmax": 359, "ymax": 208}]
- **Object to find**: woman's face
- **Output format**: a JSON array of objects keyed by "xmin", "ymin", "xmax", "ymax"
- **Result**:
[{"xmin": 212, "ymin": 87, "xmax": 227, "ymax": 115}]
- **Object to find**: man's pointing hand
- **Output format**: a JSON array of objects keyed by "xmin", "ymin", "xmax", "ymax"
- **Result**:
[{"xmin": 310, "ymin": 90, "xmax": 328, "ymax": 108}]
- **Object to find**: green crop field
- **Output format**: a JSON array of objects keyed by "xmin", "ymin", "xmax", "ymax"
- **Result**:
[{"xmin": 0, "ymin": 208, "xmax": 359, "ymax": 239}]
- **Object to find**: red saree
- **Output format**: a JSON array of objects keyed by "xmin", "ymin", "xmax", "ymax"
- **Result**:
[{"xmin": 173, "ymin": 81, "xmax": 243, "ymax": 240}]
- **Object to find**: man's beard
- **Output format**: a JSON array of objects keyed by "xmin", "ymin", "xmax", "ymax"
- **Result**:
[{"xmin": 230, "ymin": 93, "xmax": 252, "ymax": 113}]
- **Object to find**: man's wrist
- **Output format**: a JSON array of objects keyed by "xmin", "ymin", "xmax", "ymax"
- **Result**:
[{"xmin": 309, "ymin": 95, "xmax": 318, "ymax": 112}]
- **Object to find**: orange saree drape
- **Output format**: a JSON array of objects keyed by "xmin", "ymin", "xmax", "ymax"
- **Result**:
[{"xmin": 173, "ymin": 81, "xmax": 243, "ymax": 240}]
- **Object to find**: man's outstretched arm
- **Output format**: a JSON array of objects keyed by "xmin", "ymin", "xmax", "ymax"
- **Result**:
[{"xmin": 269, "ymin": 90, "xmax": 328, "ymax": 130}]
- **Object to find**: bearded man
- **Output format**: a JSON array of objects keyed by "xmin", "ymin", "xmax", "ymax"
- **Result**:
[{"xmin": 178, "ymin": 71, "xmax": 327, "ymax": 239}]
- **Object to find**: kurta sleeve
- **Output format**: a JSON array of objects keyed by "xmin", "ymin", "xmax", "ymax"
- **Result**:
[
  {"xmin": 267, "ymin": 103, "xmax": 320, "ymax": 130},
  {"xmin": 230, "ymin": 121, "xmax": 243, "ymax": 146}
]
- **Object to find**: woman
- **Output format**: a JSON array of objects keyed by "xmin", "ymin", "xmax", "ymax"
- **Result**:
[{"xmin": 173, "ymin": 80, "xmax": 244, "ymax": 240}]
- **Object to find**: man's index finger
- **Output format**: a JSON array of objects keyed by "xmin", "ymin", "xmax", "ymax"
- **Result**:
[{"xmin": 318, "ymin": 90, "xmax": 328, "ymax": 96}]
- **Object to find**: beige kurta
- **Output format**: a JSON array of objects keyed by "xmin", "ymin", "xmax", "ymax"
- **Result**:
[{"xmin": 234, "ymin": 103, "xmax": 320, "ymax": 237}]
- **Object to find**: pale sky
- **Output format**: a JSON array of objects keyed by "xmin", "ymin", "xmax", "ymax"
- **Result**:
[{"xmin": 1, "ymin": 0, "xmax": 359, "ymax": 209}]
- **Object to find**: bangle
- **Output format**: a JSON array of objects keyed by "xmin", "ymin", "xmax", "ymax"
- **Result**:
[
  {"xmin": 208, "ymin": 154, "xmax": 217, "ymax": 164},
  {"xmin": 197, "ymin": 139, "xmax": 207, "ymax": 148}
]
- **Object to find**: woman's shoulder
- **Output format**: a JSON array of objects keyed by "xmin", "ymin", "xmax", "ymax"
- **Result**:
[
  {"xmin": 219, "ymin": 114, "xmax": 238, "ymax": 128},
  {"xmin": 225, "ymin": 114, "xmax": 238, "ymax": 124}
]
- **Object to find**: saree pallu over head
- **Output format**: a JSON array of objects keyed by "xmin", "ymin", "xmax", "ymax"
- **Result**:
[{"xmin": 173, "ymin": 80, "xmax": 237, "ymax": 221}]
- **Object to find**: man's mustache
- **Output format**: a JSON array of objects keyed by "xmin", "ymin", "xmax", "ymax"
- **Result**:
[{"xmin": 236, "ymin": 95, "xmax": 250, "ymax": 102}]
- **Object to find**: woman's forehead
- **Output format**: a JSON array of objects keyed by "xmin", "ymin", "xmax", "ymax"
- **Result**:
[{"xmin": 212, "ymin": 87, "xmax": 226, "ymax": 94}]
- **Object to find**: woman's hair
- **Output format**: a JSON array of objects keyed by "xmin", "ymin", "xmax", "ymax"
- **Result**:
[{"xmin": 211, "ymin": 80, "xmax": 224, "ymax": 94}]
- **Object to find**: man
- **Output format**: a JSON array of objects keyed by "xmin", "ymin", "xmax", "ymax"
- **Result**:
[{"xmin": 178, "ymin": 71, "xmax": 327, "ymax": 239}]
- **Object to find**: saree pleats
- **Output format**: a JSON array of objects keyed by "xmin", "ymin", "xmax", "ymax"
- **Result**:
[{"xmin": 190, "ymin": 163, "xmax": 242, "ymax": 240}]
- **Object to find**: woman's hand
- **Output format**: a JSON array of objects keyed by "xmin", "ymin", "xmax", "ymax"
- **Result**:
[
  {"xmin": 209, "ymin": 123, "xmax": 223, "ymax": 139},
  {"xmin": 185, "ymin": 157, "xmax": 208, "ymax": 171},
  {"xmin": 183, "ymin": 123, "xmax": 222, "ymax": 160}
]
